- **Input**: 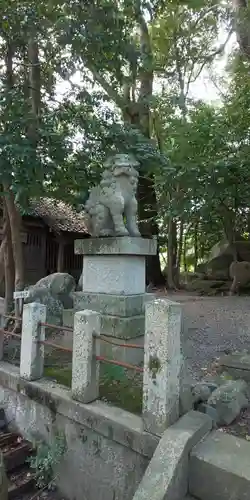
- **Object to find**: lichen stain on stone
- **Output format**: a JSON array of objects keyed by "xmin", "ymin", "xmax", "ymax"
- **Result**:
[
  {"xmin": 92, "ymin": 436, "xmax": 102, "ymax": 456},
  {"xmin": 79, "ymin": 428, "xmax": 88, "ymax": 443},
  {"xmin": 124, "ymin": 430, "xmax": 134, "ymax": 448},
  {"xmin": 148, "ymin": 355, "xmax": 161, "ymax": 380},
  {"xmin": 19, "ymin": 381, "xmax": 58, "ymax": 421},
  {"xmin": 108, "ymin": 425, "xmax": 114, "ymax": 440}
]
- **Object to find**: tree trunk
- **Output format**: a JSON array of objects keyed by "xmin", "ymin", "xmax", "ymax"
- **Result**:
[
  {"xmin": 4, "ymin": 189, "xmax": 24, "ymax": 296},
  {"xmin": 28, "ymin": 36, "xmax": 41, "ymax": 140},
  {"xmin": 183, "ymin": 237, "xmax": 188, "ymax": 272},
  {"xmin": 0, "ymin": 232, "xmax": 7, "ymax": 285},
  {"xmin": 176, "ymin": 218, "xmax": 184, "ymax": 287},
  {"xmin": 57, "ymin": 236, "xmax": 64, "ymax": 273},
  {"xmin": 219, "ymin": 203, "xmax": 237, "ymax": 260},
  {"xmin": 3, "ymin": 42, "xmax": 24, "ymax": 317},
  {"xmin": 167, "ymin": 218, "xmax": 177, "ymax": 289},
  {"xmin": 122, "ymin": 9, "xmax": 164, "ymax": 286},
  {"xmin": 194, "ymin": 224, "xmax": 198, "ymax": 272},
  {"xmin": 233, "ymin": 0, "xmax": 250, "ymax": 59},
  {"xmin": 137, "ymin": 174, "xmax": 165, "ymax": 285},
  {"xmin": 3, "ymin": 203, "xmax": 15, "ymax": 315}
]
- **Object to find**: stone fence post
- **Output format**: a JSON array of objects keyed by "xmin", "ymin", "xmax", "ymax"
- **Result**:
[
  {"xmin": 143, "ymin": 298, "xmax": 182, "ymax": 436},
  {"xmin": 20, "ymin": 302, "xmax": 46, "ymax": 380},
  {"xmin": 72, "ymin": 310, "xmax": 100, "ymax": 403}
]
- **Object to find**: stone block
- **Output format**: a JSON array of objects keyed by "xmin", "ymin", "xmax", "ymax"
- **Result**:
[
  {"xmin": 190, "ymin": 430, "xmax": 250, "ymax": 500},
  {"xmin": 133, "ymin": 411, "xmax": 212, "ymax": 500},
  {"xmin": 82, "ymin": 255, "xmax": 146, "ymax": 294},
  {"xmin": 219, "ymin": 352, "xmax": 250, "ymax": 382},
  {"xmin": 100, "ymin": 334, "xmax": 144, "ymax": 366},
  {"xmin": 73, "ymin": 292, "xmax": 147, "ymax": 317},
  {"xmin": 143, "ymin": 299, "xmax": 182, "ymax": 435},
  {"xmin": 75, "ymin": 236, "xmax": 157, "ymax": 256},
  {"xmin": 63, "ymin": 309, "xmax": 74, "ymax": 327},
  {"xmin": 100, "ymin": 314, "xmax": 145, "ymax": 338},
  {"xmin": 63, "ymin": 308, "xmax": 145, "ymax": 339}
]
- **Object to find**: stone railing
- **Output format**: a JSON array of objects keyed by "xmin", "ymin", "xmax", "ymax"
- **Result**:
[{"xmin": 11, "ymin": 298, "xmax": 182, "ymax": 436}]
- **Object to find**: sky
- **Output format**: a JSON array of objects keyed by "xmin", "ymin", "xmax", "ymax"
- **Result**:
[{"xmin": 189, "ymin": 31, "xmax": 237, "ymax": 103}]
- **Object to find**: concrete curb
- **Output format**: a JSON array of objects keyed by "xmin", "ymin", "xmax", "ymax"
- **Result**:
[
  {"xmin": 190, "ymin": 430, "xmax": 250, "ymax": 500},
  {"xmin": 132, "ymin": 410, "xmax": 212, "ymax": 500}
]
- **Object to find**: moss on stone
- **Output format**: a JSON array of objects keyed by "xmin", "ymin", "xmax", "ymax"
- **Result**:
[
  {"xmin": 148, "ymin": 355, "xmax": 161, "ymax": 380},
  {"xmin": 44, "ymin": 366, "xmax": 142, "ymax": 414}
]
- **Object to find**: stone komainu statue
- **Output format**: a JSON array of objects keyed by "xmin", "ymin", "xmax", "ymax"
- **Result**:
[{"xmin": 84, "ymin": 154, "xmax": 141, "ymax": 237}]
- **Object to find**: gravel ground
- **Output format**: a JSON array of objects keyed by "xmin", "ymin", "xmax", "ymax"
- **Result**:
[{"xmin": 157, "ymin": 292, "xmax": 250, "ymax": 382}]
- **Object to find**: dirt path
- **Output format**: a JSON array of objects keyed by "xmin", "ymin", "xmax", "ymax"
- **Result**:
[{"xmin": 157, "ymin": 292, "xmax": 250, "ymax": 381}]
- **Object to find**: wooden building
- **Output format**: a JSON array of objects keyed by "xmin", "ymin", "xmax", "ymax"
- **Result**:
[{"xmin": 1, "ymin": 198, "xmax": 89, "ymax": 286}]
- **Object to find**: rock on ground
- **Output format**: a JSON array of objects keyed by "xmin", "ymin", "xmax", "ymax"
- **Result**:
[
  {"xmin": 206, "ymin": 380, "xmax": 249, "ymax": 425},
  {"xmin": 25, "ymin": 273, "xmax": 76, "ymax": 325}
]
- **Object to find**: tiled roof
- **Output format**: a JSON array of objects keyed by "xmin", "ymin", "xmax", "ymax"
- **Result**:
[{"xmin": 29, "ymin": 198, "xmax": 88, "ymax": 234}]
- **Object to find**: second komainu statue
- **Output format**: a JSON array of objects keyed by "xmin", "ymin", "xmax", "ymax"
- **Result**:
[{"xmin": 84, "ymin": 153, "xmax": 141, "ymax": 238}]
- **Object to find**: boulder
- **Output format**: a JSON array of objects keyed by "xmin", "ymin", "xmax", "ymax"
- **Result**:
[
  {"xmin": 206, "ymin": 254, "xmax": 233, "ymax": 280},
  {"xmin": 25, "ymin": 273, "xmax": 76, "ymax": 325},
  {"xmin": 191, "ymin": 383, "xmax": 213, "ymax": 404},
  {"xmin": 34, "ymin": 273, "xmax": 76, "ymax": 296},
  {"xmin": 206, "ymin": 380, "xmax": 249, "ymax": 425},
  {"xmin": 180, "ymin": 381, "xmax": 218, "ymax": 415},
  {"xmin": 208, "ymin": 236, "xmax": 246, "ymax": 261},
  {"xmin": 25, "ymin": 287, "xmax": 64, "ymax": 325},
  {"xmin": 185, "ymin": 279, "xmax": 229, "ymax": 295},
  {"xmin": 229, "ymin": 261, "xmax": 250, "ymax": 294},
  {"xmin": 203, "ymin": 239, "xmax": 250, "ymax": 280}
]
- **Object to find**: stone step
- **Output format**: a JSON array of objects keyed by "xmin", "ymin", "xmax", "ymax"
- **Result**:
[
  {"xmin": 8, "ymin": 466, "xmax": 35, "ymax": 500},
  {"xmin": 189, "ymin": 430, "xmax": 250, "ymax": 500},
  {"xmin": 3, "ymin": 441, "xmax": 32, "ymax": 472}
]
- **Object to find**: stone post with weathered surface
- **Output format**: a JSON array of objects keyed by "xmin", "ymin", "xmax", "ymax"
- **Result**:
[
  {"xmin": 143, "ymin": 298, "xmax": 182, "ymax": 436},
  {"xmin": 72, "ymin": 309, "xmax": 100, "ymax": 403},
  {"xmin": 20, "ymin": 302, "xmax": 46, "ymax": 381}
]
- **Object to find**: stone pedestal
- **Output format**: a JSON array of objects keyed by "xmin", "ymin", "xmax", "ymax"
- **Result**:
[{"xmin": 74, "ymin": 237, "xmax": 157, "ymax": 364}]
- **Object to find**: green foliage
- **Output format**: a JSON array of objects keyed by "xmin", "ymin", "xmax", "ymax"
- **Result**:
[
  {"xmin": 0, "ymin": 0, "xmax": 249, "ymax": 273},
  {"xmin": 27, "ymin": 431, "xmax": 67, "ymax": 489}
]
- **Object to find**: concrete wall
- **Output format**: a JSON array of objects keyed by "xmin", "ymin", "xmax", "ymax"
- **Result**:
[{"xmin": 0, "ymin": 361, "xmax": 159, "ymax": 500}]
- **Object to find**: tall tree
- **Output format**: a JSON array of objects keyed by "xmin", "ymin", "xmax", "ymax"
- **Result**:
[
  {"xmin": 53, "ymin": 0, "xmax": 170, "ymax": 284},
  {"xmin": 151, "ymin": 0, "xmax": 229, "ymax": 286},
  {"xmin": 233, "ymin": 0, "xmax": 250, "ymax": 58}
]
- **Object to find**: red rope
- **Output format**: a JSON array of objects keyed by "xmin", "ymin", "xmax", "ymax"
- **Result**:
[
  {"xmin": 100, "ymin": 336, "xmax": 144, "ymax": 350},
  {"xmin": 39, "ymin": 322, "xmax": 73, "ymax": 333},
  {"xmin": 96, "ymin": 355, "xmax": 143, "ymax": 373},
  {"xmin": 2, "ymin": 315, "xmax": 22, "ymax": 322},
  {"xmin": 0, "ymin": 328, "xmax": 22, "ymax": 339},
  {"xmin": 37, "ymin": 340, "xmax": 73, "ymax": 353}
]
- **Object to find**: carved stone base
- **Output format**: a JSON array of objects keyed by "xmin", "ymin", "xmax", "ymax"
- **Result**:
[
  {"xmin": 74, "ymin": 236, "xmax": 157, "ymax": 256},
  {"xmin": 75, "ymin": 237, "xmax": 157, "ymax": 295},
  {"xmin": 73, "ymin": 292, "xmax": 150, "ymax": 317}
]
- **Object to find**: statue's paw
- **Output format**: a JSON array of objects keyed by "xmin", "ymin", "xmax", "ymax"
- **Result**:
[
  {"xmin": 115, "ymin": 228, "xmax": 129, "ymax": 237},
  {"xmin": 129, "ymin": 229, "xmax": 141, "ymax": 237},
  {"xmin": 100, "ymin": 229, "xmax": 114, "ymax": 237}
]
